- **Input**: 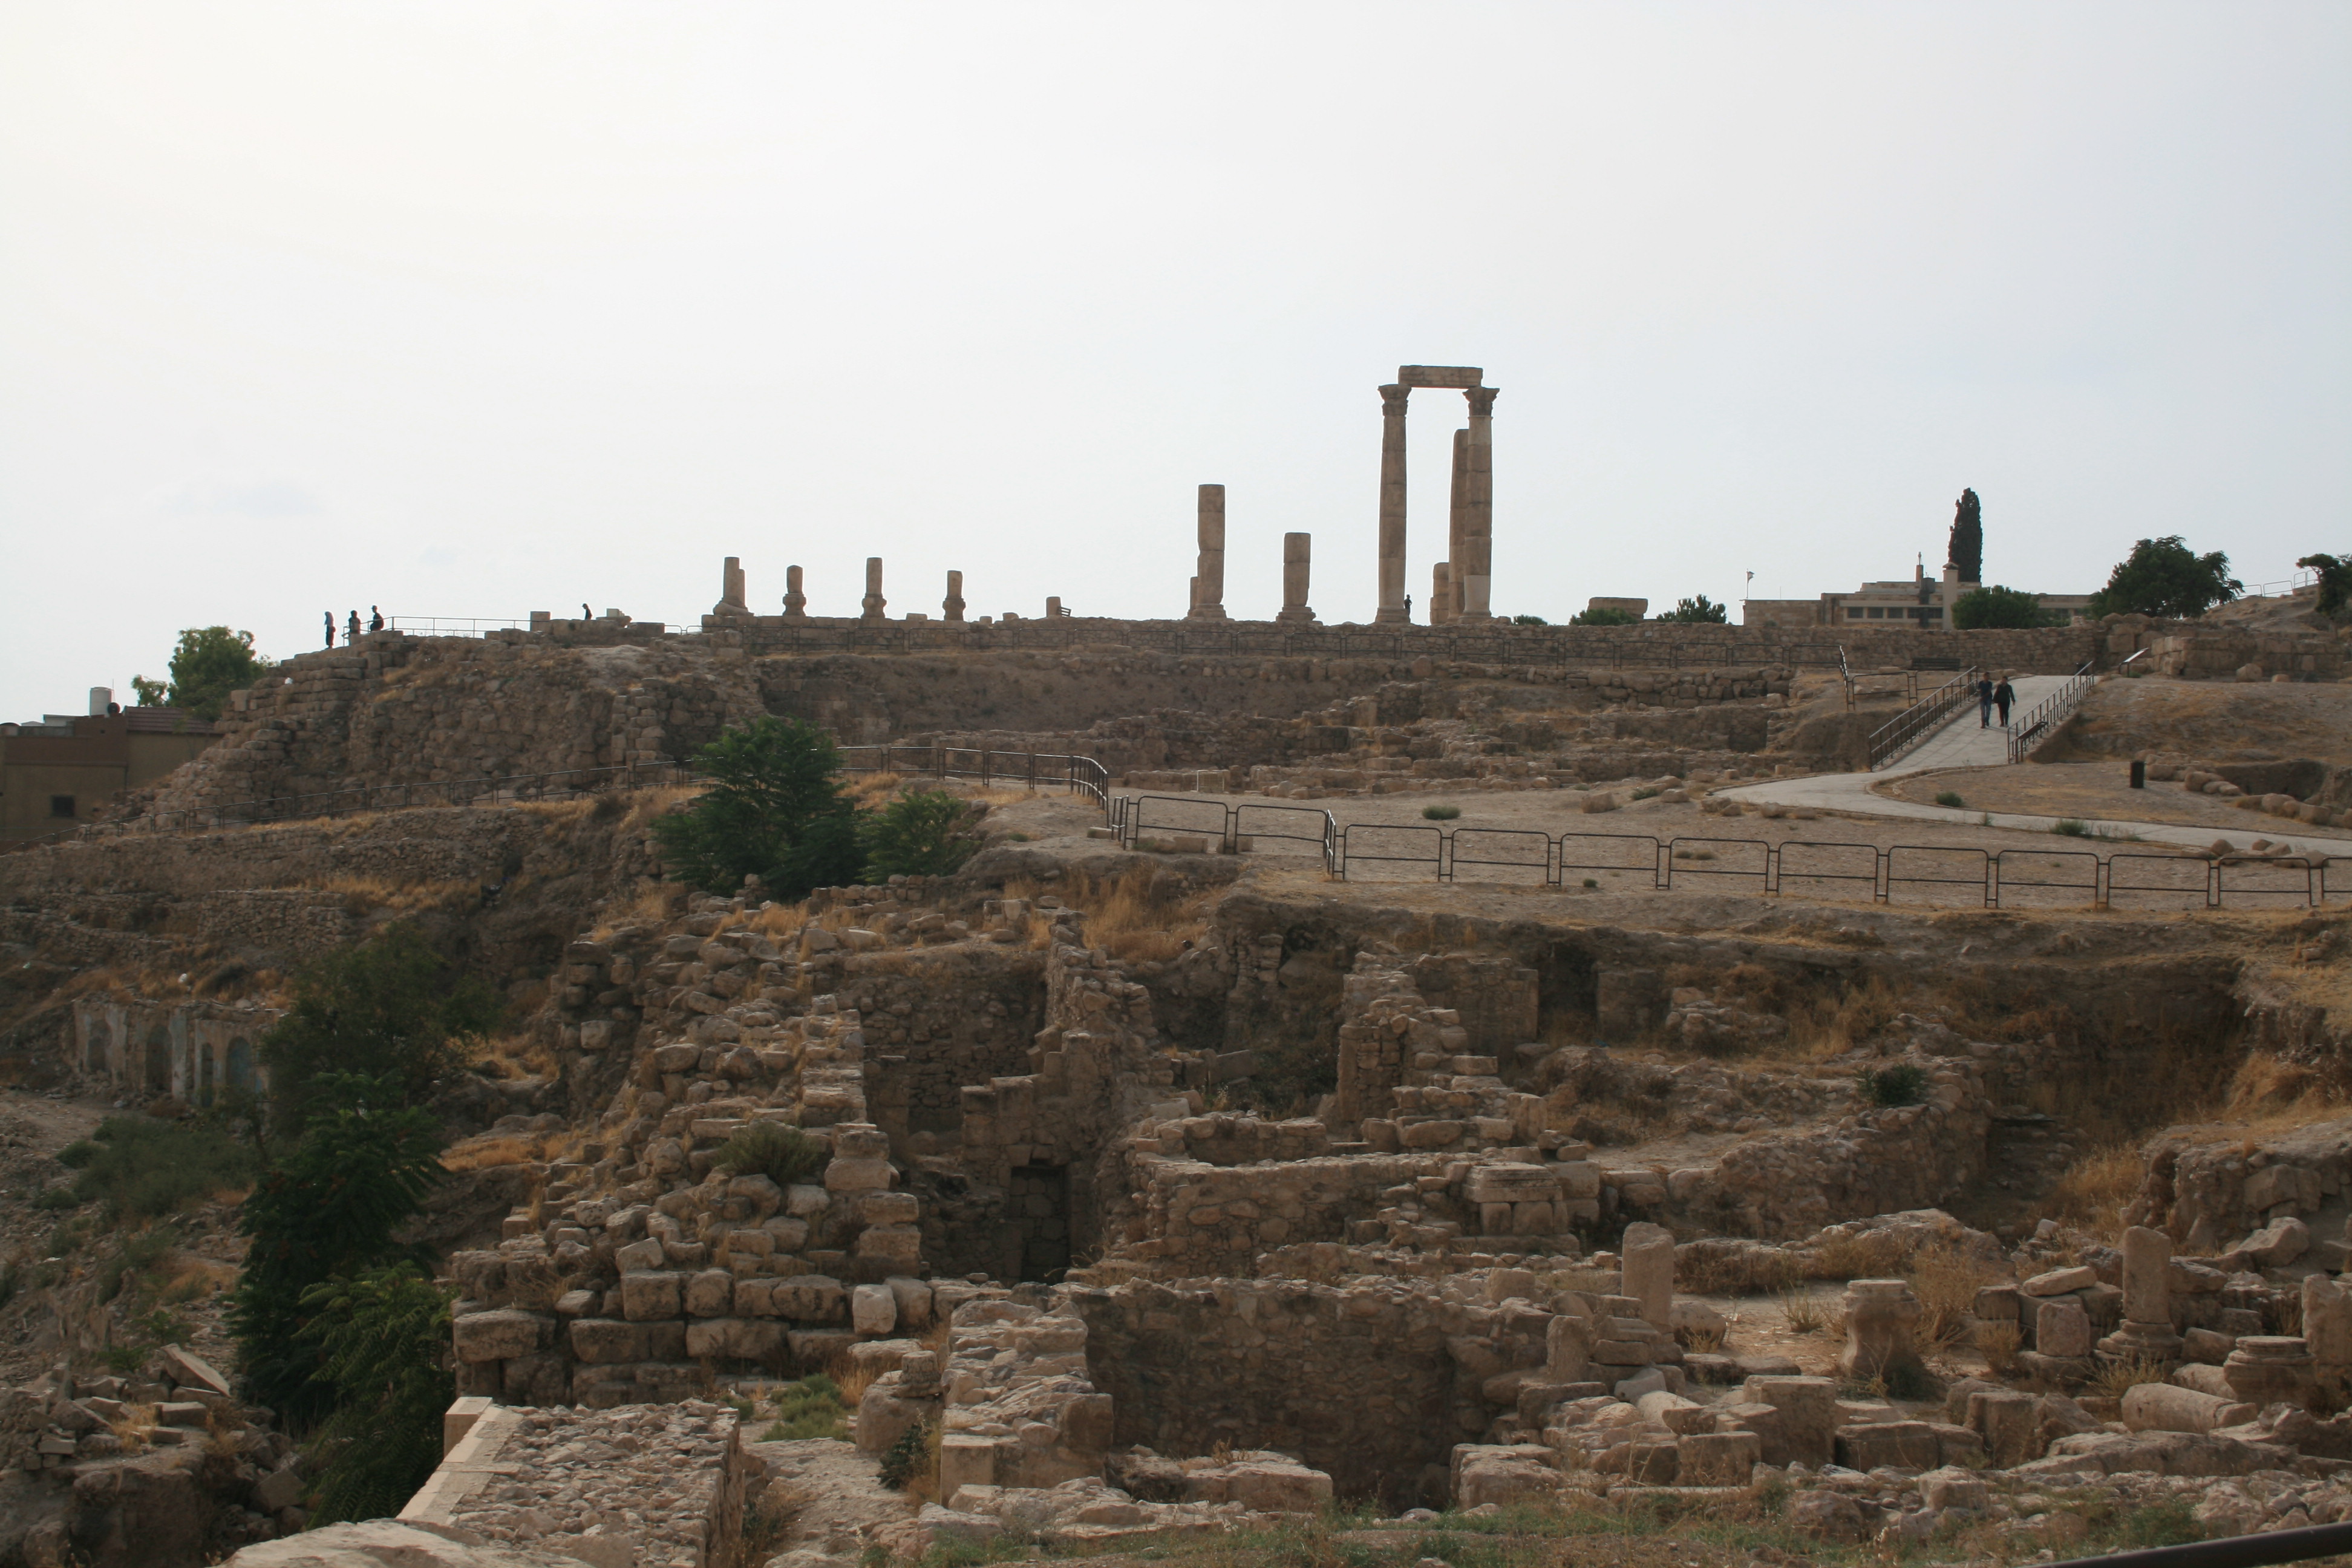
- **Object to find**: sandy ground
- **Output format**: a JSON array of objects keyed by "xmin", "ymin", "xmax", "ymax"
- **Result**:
[
  {"xmin": 2062, "ymin": 676, "xmax": 2352, "ymax": 765},
  {"xmin": 990, "ymin": 781, "xmax": 2340, "ymax": 916},
  {"xmin": 1880, "ymin": 760, "xmax": 2328, "ymax": 834}
]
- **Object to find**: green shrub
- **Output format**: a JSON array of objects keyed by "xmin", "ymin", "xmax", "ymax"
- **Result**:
[
  {"xmin": 1581, "ymin": 878, "xmax": 1598, "ymax": 889},
  {"xmin": 2123, "ymin": 1499, "xmax": 2203, "ymax": 1549},
  {"xmin": 762, "ymin": 1373, "xmax": 850, "ymax": 1441},
  {"xmin": 299, "ymin": 1264, "xmax": 456, "ymax": 1523},
  {"xmin": 1569, "ymin": 607, "xmax": 1638, "ymax": 627},
  {"xmin": 1934, "ymin": 790, "xmax": 1965, "ymax": 808},
  {"xmin": 1630, "ymin": 787, "xmax": 1660, "ymax": 800},
  {"xmin": 1421, "ymin": 804, "xmax": 1461, "ymax": 821},
  {"xmin": 878, "ymin": 1421, "xmax": 930, "ymax": 1490},
  {"xmin": 652, "ymin": 717, "xmax": 861, "ymax": 898},
  {"xmin": 2053, "ymin": 818, "xmax": 2089, "ymax": 837},
  {"xmin": 58, "ymin": 1117, "xmax": 258, "ymax": 1220},
  {"xmin": 860, "ymin": 788, "xmax": 985, "ymax": 881},
  {"xmin": 712, "ymin": 1121, "xmax": 828, "ymax": 1187},
  {"xmin": 1858, "ymin": 1063, "xmax": 1929, "ymax": 1107},
  {"xmin": 260, "ymin": 923, "xmax": 500, "ymax": 1132}
]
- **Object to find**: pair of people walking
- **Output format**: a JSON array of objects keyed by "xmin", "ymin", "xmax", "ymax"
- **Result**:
[{"xmin": 1976, "ymin": 673, "xmax": 2016, "ymax": 728}]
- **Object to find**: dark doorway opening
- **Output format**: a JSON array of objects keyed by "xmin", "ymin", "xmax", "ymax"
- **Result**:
[{"xmin": 1009, "ymin": 1165, "xmax": 1071, "ymax": 1281}]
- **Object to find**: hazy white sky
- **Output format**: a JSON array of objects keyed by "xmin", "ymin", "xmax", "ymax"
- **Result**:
[{"xmin": 4, "ymin": 2, "xmax": 2347, "ymax": 719}]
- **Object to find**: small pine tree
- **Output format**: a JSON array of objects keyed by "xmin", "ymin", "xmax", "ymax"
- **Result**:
[
  {"xmin": 298, "ymin": 1263, "xmax": 456, "ymax": 1521},
  {"xmin": 1656, "ymin": 595, "xmax": 1729, "ymax": 624},
  {"xmin": 1947, "ymin": 489, "xmax": 1984, "ymax": 583},
  {"xmin": 859, "ymin": 789, "xmax": 986, "ymax": 881},
  {"xmin": 230, "ymin": 1076, "xmax": 445, "ymax": 1424},
  {"xmin": 652, "ymin": 717, "xmax": 862, "ymax": 898}
]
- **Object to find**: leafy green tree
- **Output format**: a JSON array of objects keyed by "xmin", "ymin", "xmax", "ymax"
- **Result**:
[
  {"xmin": 2088, "ymin": 537, "xmax": 2241, "ymax": 619},
  {"xmin": 1947, "ymin": 489, "xmax": 1984, "ymax": 583},
  {"xmin": 133, "ymin": 627, "xmax": 273, "ymax": 720},
  {"xmin": 2299, "ymin": 553, "xmax": 2350, "ymax": 616},
  {"xmin": 652, "ymin": 717, "xmax": 862, "ymax": 898},
  {"xmin": 1656, "ymin": 595, "xmax": 1729, "ymax": 624},
  {"xmin": 260, "ymin": 923, "xmax": 500, "ymax": 1132},
  {"xmin": 1568, "ymin": 606, "xmax": 1638, "ymax": 626},
  {"xmin": 230, "ymin": 1076, "xmax": 445, "ymax": 1423},
  {"xmin": 1509, "ymin": 613, "xmax": 1549, "ymax": 626},
  {"xmin": 298, "ymin": 1264, "xmax": 456, "ymax": 1522},
  {"xmin": 860, "ymin": 788, "xmax": 985, "ymax": 880},
  {"xmin": 1951, "ymin": 585, "xmax": 2049, "ymax": 630}
]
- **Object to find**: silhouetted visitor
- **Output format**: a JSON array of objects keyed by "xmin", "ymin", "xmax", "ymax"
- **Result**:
[
  {"xmin": 324, "ymin": 611, "xmax": 335, "ymax": 648},
  {"xmin": 346, "ymin": 610, "xmax": 361, "ymax": 644},
  {"xmin": 1994, "ymin": 676, "xmax": 2016, "ymax": 726},
  {"xmin": 369, "ymin": 606, "xmax": 384, "ymax": 632},
  {"xmin": 583, "ymin": 603, "xmax": 592, "ymax": 619},
  {"xmin": 1975, "ymin": 675, "xmax": 1994, "ymax": 728}
]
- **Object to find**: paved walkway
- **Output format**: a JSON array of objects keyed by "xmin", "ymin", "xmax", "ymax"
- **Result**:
[
  {"xmin": 1890, "ymin": 675, "xmax": 2071, "ymax": 773},
  {"xmin": 1718, "ymin": 679, "xmax": 2352, "ymax": 861}
]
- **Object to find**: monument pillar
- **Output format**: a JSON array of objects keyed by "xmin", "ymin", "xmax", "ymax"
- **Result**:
[
  {"xmin": 1275, "ymin": 533, "xmax": 1316, "ymax": 624},
  {"xmin": 1446, "ymin": 426, "xmax": 1470, "ymax": 621},
  {"xmin": 861, "ymin": 557, "xmax": 887, "ymax": 622},
  {"xmin": 943, "ymin": 570, "xmax": 966, "ymax": 623},
  {"xmin": 782, "ymin": 565, "xmax": 808, "ymax": 621},
  {"xmin": 714, "ymin": 556, "xmax": 747, "ymax": 616},
  {"xmin": 1189, "ymin": 483, "xmax": 1228, "ymax": 620},
  {"xmin": 1374, "ymin": 386, "xmax": 1411, "ymax": 623},
  {"xmin": 1456, "ymin": 387, "xmax": 1498, "ymax": 622},
  {"xmin": 1431, "ymin": 563, "xmax": 1454, "ymax": 626}
]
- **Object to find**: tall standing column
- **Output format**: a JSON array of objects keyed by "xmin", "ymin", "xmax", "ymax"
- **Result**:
[
  {"xmin": 1374, "ymin": 385, "xmax": 1411, "ymax": 622},
  {"xmin": 1275, "ymin": 533, "xmax": 1316, "ymax": 624},
  {"xmin": 1431, "ymin": 563, "xmax": 1454, "ymax": 626},
  {"xmin": 714, "ymin": 555, "xmax": 747, "ymax": 615},
  {"xmin": 1189, "ymin": 483, "xmax": 1227, "ymax": 620},
  {"xmin": 1457, "ymin": 387, "xmax": 1498, "ymax": 622},
  {"xmin": 782, "ymin": 565, "xmax": 808, "ymax": 621},
  {"xmin": 943, "ymin": 570, "xmax": 966, "ymax": 622},
  {"xmin": 1442, "ymin": 426, "xmax": 1469, "ymax": 622},
  {"xmin": 861, "ymin": 557, "xmax": 887, "ymax": 622}
]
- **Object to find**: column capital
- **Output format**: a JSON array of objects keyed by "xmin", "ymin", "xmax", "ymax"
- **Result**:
[
  {"xmin": 1379, "ymin": 384, "xmax": 1411, "ymax": 416},
  {"xmin": 1465, "ymin": 386, "xmax": 1500, "ymax": 418}
]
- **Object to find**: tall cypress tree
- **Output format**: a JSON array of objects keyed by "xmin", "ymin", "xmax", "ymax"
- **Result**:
[{"xmin": 1948, "ymin": 489, "xmax": 1984, "ymax": 583}]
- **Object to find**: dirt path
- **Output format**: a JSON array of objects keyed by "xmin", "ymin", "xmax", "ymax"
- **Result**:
[{"xmin": 748, "ymin": 1437, "xmax": 914, "ymax": 1567}]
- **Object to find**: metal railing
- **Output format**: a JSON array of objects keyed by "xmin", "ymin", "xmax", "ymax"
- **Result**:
[
  {"xmin": 1868, "ymin": 667, "xmax": 1982, "ymax": 770},
  {"xmin": 2054, "ymin": 1516, "xmax": 2352, "ymax": 1568},
  {"xmin": 1163, "ymin": 816, "xmax": 2347, "ymax": 909},
  {"xmin": 2005, "ymin": 660, "xmax": 2096, "ymax": 762},
  {"xmin": 19, "ymin": 747, "xmax": 1114, "ymax": 849}
]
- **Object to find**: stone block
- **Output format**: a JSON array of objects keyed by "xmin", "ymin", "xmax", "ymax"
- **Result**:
[
  {"xmin": 2024, "ymin": 1265, "xmax": 2099, "ymax": 1296},
  {"xmin": 1833, "ymin": 1420, "xmax": 1939, "ymax": 1472},
  {"xmin": 569, "ymin": 1319, "xmax": 651, "ymax": 1365},
  {"xmin": 2122, "ymin": 1382, "xmax": 2254, "ymax": 1434},
  {"xmin": 852, "ymin": 1283, "xmax": 899, "ymax": 1336},
  {"xmin": 888, "ymin": 1276, "xmax": 935, "ymax": 1330},
  {"xmin": 620, "ymin": 1271, "xmax": 683, "ymax": 1322},
  {"xmin": 862, "ymin": 1191, "xmax": 920, "ymax": 1226},
  {"xmin": 160, "ymin": 1345, "xmax": 232, "ymax": 1398},
  {"xmin": 774, "ymin": 1275, "xmax": 846, "ymax": 1322},
  {"xmin": 858, "ymin": 1226, "xmax": 923, "ymax": 1266},
  {"xmin": 2036, "ymin": 1299, "xmax": 2092, "ymax": 1357},
  {"xmin": 685, "ymin": 1316, "xmax": 788, "ymax": 1359},
  {"xmin": 825, "ymin": 1157, "xmax": 895, "ymax": 1194},
  {"xmin": 1967, "ymin": 1390, "xmax": 2040, "ymax": 1466},
  {"xmin": 685, "ymin": 1269, "xmax": 734, "ymax": 1318},
  {"xmin": 615, "ymin": 1236, "xmax": 666, "ymax": 1273},
  {"xmin": 1677, "ymin": 1430, "xmax": 1760, "ymax": 1487},
  {"xmin": 1741, "ymin": 1375, "xmax": 1836, "ymax": 1467},
  {"xmin": 1451, "ymin": 1444, "xmax": 1565, "ymax": 1509},
  {"xmin": 451, "ymin": 1308, "xmax": 545, "ymax": 1364}
]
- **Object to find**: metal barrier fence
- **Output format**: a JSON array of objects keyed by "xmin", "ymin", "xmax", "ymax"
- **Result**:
[
  {"xmin": 835, "ymin": 745, "xmax": 1109, "ymax": 810},
  {"xmin": 2007, "ymin": 659, "xmax": 2098, "ymax": 762},
  {"xmin": 1175, "ymin": 817, "xmax": 2348, "ymax": 909},
  {"xmin": 1867, "ymin": 666, "xmax": 1982, "ymax": 769},
  {"xmin": 1112, "ymin": 794, "xmax": 1337, "ymax": 872},
  {"xmin": 18, "ymin": 747, "xmax": 1114, "ymax": 850}
]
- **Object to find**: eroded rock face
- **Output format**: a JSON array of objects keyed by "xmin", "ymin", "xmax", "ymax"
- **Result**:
[{"xmin": 222, "ymin": 1521, "xmax": 593, "ymax": 1567}]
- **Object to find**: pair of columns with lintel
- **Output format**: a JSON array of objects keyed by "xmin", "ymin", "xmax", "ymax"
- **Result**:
[
  {"xmin": 1187, "ymin": 485, "xmax": 1314, "ymax": 623},
  {"xmin": 1378, "ymin": 366, "xmax": 1495, "ymax": 625}
]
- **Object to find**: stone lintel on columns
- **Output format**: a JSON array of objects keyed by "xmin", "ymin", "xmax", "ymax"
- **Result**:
[{"xmin": 1398, "ymin": 365, "xmax": 1484, "ymax": 389}]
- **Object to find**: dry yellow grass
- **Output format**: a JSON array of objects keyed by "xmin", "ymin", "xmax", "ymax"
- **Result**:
[
  {"xmin": 1777, "ymin": 1290, "xmax": 1829, "ymax": 1336},
  {"xmin": 1040, "ymin": 866, "xmax": 1214, "ymax": 962},
  {"xmin": 1807, "ymin": 1229, "xmax": 1909, "ymax": 1281},
  {"xmin": 1976, "ymin": 1319, "xmax": 2023, "ymax": 1372},
  {"xmin": 2045, "ymin": 1143, "xmax": 2146, "ymax": 1240},
  {"xmin": 1907, "ymin": 1243, "xmax": 2005, "ymax": 1348},
  {"xmin": 2088, "ymin": 1356, "xmax": 2169, "ymax": 1400},
  {"xmin": 304, "ymin": 874, "xmax": 479, "ymax": 912},
  {"xmin": 509, "ymin": 796, "xmax": 597, "ymax": 822}
]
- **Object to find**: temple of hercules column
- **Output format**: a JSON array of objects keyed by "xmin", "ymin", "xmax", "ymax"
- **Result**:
[{"xmin": 1377, "ymin": 365, "xmax": 1495, "ymax": 625}]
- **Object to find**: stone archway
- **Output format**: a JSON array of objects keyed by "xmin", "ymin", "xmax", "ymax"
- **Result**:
[
  {"xmin": 195, "ymin": 1037, "xmax": 215, "ymax": 1108},
  {"xmin": 1374, "ymin": 366, "xmax": 1496, "ymax": 625},
  {"xmin": 227, "ymin": 1039, "xmax": 258, "ymax": 1097},
  {"xmin": 144, "ymin": 1020, "xmax": 172, "ymax": 1095}
]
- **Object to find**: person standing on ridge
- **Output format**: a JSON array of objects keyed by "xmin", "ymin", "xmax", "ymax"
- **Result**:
[
  {"xmin": 1975, "ymin": 674, "xmax": 1995, "ymax": 728},
  {"xmin": 345, "ymin": 610, "xmax": 361, "ymax": 644},
  {"xmin": 324, "ymin": 611, "xmax": 335, "ymax": 648},
  {"xmin": 1993, "ymin": 675, "xmax": 2016, "ymax": 728},
  {"xmin": 368, "ymin": 607, "xmax": 384, "ymax": 632}
]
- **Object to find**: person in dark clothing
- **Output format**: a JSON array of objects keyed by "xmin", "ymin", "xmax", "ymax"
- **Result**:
[
  {"xmin": 345, "ymin": 610, "xmax": 361, "ymax": 644},
  {"xmin": 1975, "ymin": 675, "xmax": 1995, "ymax": 728},
  {"xmin": 1993, "ymin": 676, "xmax": 2016, "ymax": 727},
  {"xmin": 325, "ymin": 611, "xmax": 335, "ymax": 648},
  {"xmin": 583, "ymin": 603, "xmax": 592, "ymax": 620},
  {"xmin": 368, "ymin": 607, "xmax": 384, "ymax": 632}
]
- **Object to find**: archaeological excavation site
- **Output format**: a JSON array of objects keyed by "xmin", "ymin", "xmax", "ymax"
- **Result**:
[{"xmin": 1, "ymin": 561, "xmax": 2350, "ymax": 1568}]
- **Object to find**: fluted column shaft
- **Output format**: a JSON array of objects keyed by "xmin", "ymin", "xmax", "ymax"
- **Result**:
[
  {"xmin": 1189, "ymin": 483, "xmax": 1227, "ymax": 619},
  {"xmin": 1374, "ymin": 385, "xmax": 1410, "ymax": 622},
  {"xmin": 1457, "ymin": 387, "xmax": 1497, "ymax": 622}
]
